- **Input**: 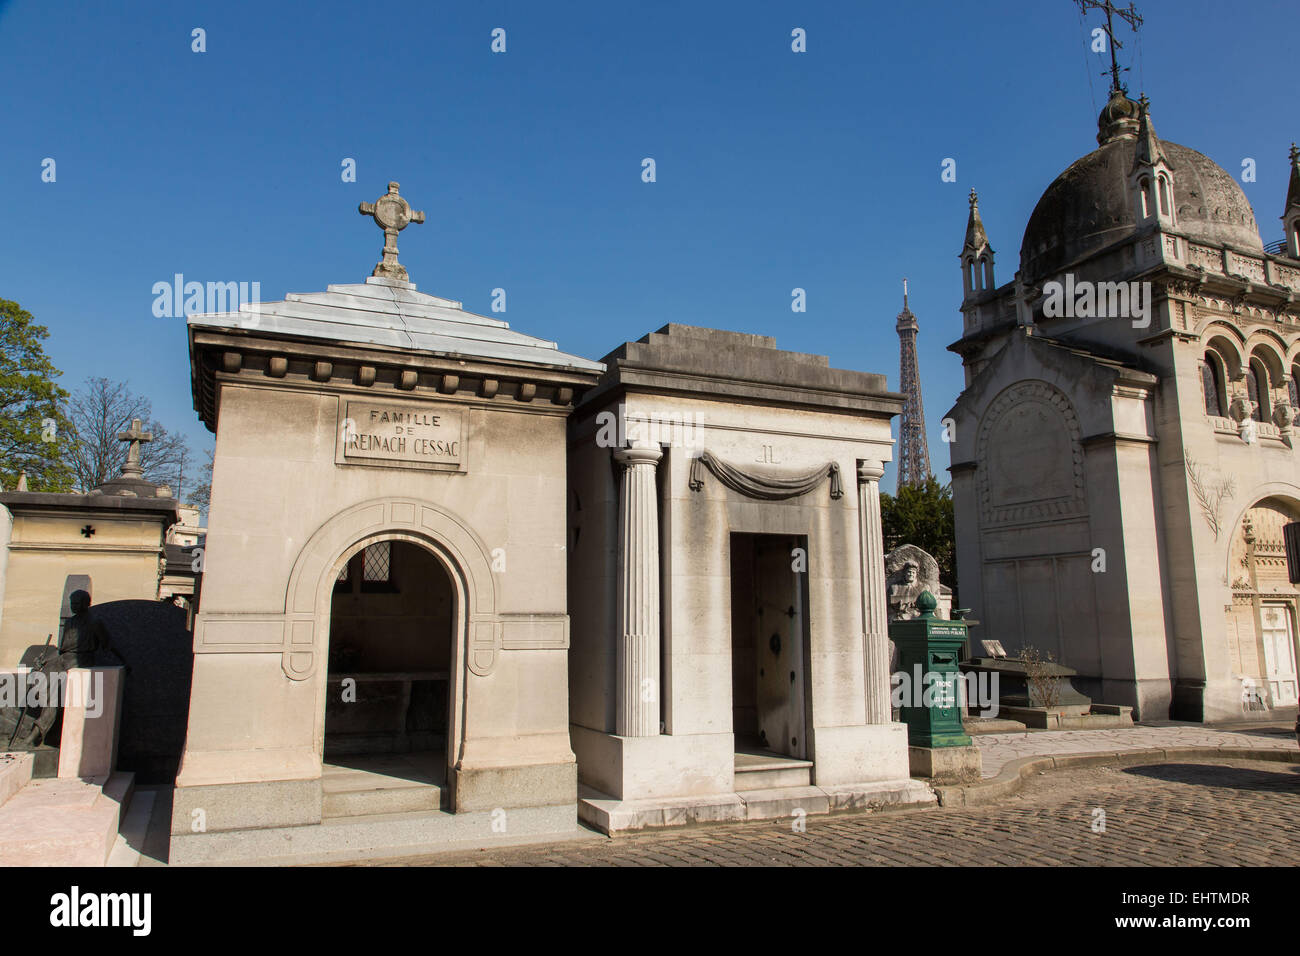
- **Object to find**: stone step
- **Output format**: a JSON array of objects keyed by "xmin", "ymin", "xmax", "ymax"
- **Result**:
[
  {"xmin": 736, "ymin": 785, "xmax": 831, "ymax": 820},
  {"xmin": 170, "ymin": 802, "xmax": 587, "ymax": 866},
  {"xmin": 320, "ymin": 756, "xmax": 446, "ymax": 819},
  {"xmin": 0, "ymin": 771, "xmax": 133, "ymax": 866},
  {"xmin": 0, "ymin": 753, "xmax": 34, "ymax": 809},
  {"xmin": 322, "ymin": 782, "xmax": 444, "ymax": 818},
  {"xmin": 734, "ymin": 752, "xmax": 813, "ymax": 791},
  {"xmin": 108, "ymin": 788, "xmax": 157, "ymax": 867}
]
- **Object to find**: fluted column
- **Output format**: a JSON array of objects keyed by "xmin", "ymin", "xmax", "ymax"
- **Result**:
[
  {"xmin": 614, "ymin": 444, "xmax": 663, "ymax": 737},
  {"xmin": 858, "ymin": 459, "xmax": 892, "ymax": 724}
]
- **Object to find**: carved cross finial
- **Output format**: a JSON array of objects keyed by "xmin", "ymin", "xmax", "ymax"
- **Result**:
[
  {"xmin": 358, "ymin": 181, "xmax": 426, "ymax": 282},
  {"xmin": 116, "ymin": 418, "xmax": 153, "ymax": 477}
]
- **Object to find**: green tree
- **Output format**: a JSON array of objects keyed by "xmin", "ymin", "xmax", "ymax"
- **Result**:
[
  {"xmin": 880, "ymin": 475, "xmax": 956, "ymax": 587},
  {"xmin": 0, "ymin": 298, "xmax": 73, "ymax": 492}
]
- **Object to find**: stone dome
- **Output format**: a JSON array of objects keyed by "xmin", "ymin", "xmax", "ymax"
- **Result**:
[{"xmin": 1020, "ymin": 100, "xmax": 1262, "ymax": 283}]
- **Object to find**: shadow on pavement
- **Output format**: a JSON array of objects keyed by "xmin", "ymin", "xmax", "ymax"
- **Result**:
[{"xmin": 1123, "ymin": 761, "xmax": 1300, "ymax": 795}]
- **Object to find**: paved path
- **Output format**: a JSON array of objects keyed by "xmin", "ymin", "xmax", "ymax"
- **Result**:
[
  {"xmin": 388, "ymin": 758, "xmax": 1300, "ymax": 867},
  {"xmin": 974, "ymin": 722, "xmax": 1297, "ymax": 777}
]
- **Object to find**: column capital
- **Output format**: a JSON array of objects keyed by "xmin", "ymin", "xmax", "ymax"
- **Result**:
[
  {"xmin": 615, "ymin": 444, "xmax": 663, "ymax": 468},
  {"xmin": 857, "ymin": 459, "xmax": 885, "ymax": 483}
]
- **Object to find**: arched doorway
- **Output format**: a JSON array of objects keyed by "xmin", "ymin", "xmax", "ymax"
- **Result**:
[
  {"xmin": 1225, "ymin": 497, "xmax": 1300, "ymax": 710},
  {"xmin": 322, "ymin": 539, "xmax": 455, "ymax": 813}
]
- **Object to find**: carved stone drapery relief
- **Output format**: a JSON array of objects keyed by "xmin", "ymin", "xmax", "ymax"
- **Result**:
[{"xmin": 688, "ymin": 450, "xmax": 843, "ymax": 501}]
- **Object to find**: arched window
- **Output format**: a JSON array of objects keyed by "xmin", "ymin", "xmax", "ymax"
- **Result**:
[
  {"xmin": 1290, "ymin": 363, "xmax": 1300, "ymax": 409},
  {"xmin": 1201, "ymin": 352, "xmax": 1227, "ymax": 417},
  {"xmin": 1248, "ymin": 359, "xmax": 1270, "ymax": 423},
  {"xmin": 1157, "ymin": 175, "xmax": 1171, "ymax": 217},
  {"xmin": 981, "ymin": 255, "xmax": 994, "ymax": 291},
  {"xmin": 1139, "ymin": 177, "xmax": 1152, "ymax": 219}
]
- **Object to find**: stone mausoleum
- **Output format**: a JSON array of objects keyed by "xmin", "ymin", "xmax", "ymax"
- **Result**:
[
  {"xmin": 946, "ymin": 85, "xmax": 1300, "ymax": 723},
  {"xmin": 168, "ymin": 183, "xmax": 927, "ymax": 862},
  {"xmin": 568, "ymin": 326, "xmax": 927, "ymax": 831}
]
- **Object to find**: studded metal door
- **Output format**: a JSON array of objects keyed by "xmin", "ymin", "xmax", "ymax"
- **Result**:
[{"xmin": 752, "ymin": 537, "xmax": 807, "ymax": 759}]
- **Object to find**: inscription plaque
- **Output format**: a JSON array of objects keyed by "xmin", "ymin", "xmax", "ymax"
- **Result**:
[{"xmin": 336, "ymin": 399, "xmax": 465, "ymax": 473}]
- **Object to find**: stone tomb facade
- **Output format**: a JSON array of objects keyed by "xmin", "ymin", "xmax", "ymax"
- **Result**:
[
  {"xmin": 172, "ymin": 268, "xmax": 603, "ymax": 862},
  {"xmin": 946, "ymin": 92, "xmax": 1300, "ymax": 721},
  {"xmin": 568, "ymin": 326, "xmax": 930, "ymax": 831},
  {"xmin": 0, "ymin": 455, "xmax": 179, "ymax": 667}
]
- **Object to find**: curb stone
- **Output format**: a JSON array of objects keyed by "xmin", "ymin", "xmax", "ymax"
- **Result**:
[{"xmin": 931, "ymin": 746, "xmax": 1300, "ymax": 807}]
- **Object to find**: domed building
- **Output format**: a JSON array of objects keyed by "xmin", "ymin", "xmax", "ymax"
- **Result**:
[{"xmin": 945, "ymin": 85, "xmax": 1300, "ymax": 722}]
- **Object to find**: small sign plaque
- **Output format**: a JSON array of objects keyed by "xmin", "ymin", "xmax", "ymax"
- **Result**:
[{"xmin": 336, "ymin": 399, "xmax": 465, "ymax": 473}]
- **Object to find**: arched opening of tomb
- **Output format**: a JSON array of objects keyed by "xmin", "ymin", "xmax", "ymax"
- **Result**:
[
  {"xmin": 1225, "ymin": 497, "xmax": 1300, "ymax": 711},
  {"xmin": 322, "ymin": 538, "xmax": 454, "ymax": 806}
]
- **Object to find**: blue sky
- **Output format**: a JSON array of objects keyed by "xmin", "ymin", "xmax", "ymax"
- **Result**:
[{"xmin": 1, "ymin": 0, "xmax": 1294, "ymax": 493}]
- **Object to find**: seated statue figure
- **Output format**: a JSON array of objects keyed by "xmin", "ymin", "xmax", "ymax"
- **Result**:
[{"xmin": 58, "ymin": 590, "xmax": 127, "ymax": 670}]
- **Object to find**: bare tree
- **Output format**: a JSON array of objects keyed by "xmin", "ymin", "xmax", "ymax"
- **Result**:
[
  {"xmin": 67, "ymin": 377, "xmax": 194, "ymax": 495},
  {"xmin": 188, "ymin": 447, "xmax": 214, "ymax": 514}
]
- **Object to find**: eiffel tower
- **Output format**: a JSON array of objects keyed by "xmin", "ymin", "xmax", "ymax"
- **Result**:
[{"xmin": 895, "ymin": 279, "xmax": 931, "ymax": 488}]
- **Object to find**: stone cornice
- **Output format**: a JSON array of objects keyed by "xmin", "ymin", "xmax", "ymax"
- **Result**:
[
  {"xmin": 573, "ymin": 368, "xmax": 904, "ymax": 425},
  {"xmin": 1080, "ymin": 431, "xmax": 1158, "ymax": 448},
  {"xmin": 190, "ymin": 327, "xmax": 600, "ymax": 431}
]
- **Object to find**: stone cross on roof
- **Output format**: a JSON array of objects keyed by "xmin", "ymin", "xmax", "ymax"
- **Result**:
[
  {"xmin": 359, "ymin": 182, "xmax": 426, "ymax": 282},
  {"xmin": 116, "ymin": 418, "xmax": 153, "ymax": 477}
]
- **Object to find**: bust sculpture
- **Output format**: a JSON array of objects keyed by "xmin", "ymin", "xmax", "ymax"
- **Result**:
[{"xmin": 885, "ymin": 544, "xmax": 945, "ymax": 622}]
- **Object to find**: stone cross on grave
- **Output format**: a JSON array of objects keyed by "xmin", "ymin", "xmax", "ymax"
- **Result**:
[
  {"xmin": 359, "ymin": 182, "xmax": 426, "ymax": 282},
  {"xmin": 116, "ymin": 418, "xmax": 153, "ymax": 477}
]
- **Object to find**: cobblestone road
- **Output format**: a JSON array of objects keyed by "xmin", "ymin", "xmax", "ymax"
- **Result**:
[{"xmin": 389, "ymin": 758, "xmax": 1300, "ymax": 866}]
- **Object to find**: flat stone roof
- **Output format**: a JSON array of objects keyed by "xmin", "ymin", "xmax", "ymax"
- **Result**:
[
  {"xmin": 579, "ymin": 324, "xmax": 904, "ymax": 417},
  {"xmin": 0, "ymin": 490, "xmax": 180, "ymax": 522}
]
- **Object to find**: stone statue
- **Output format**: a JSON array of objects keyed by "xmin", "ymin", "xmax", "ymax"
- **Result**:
[
  {"xmin": 885, "ymin": 544, "xmax": 945, "ymax": 621},
  {"xmin": 58, "ymin": 590, "xmax": 127, "ymax": 670}
]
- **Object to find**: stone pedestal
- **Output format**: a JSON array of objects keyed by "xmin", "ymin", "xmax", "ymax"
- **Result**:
[
  {"xmin": 57, "ymin": 667, "xmax": 125, "ymax": 779},
  {"xmin": 908, "ymin": 744, "xmax": 982, "ymax": 784}
]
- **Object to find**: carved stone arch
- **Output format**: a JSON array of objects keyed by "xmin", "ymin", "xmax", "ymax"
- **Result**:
[
  {"xmin": 1201, "ymin": 327, "xmax": 1246, "ymax": 380},
  {"xmin": 1245, "ymin": 336, "xmax": 1288, "ymax": 387},
  {"xmin": 1221, "ymin": 486, "xmax": 1300, "ymax": 581},
  {"xmin": 976, "ymin": 380, "xmax": 1087, "ymax": 525},
  {"xmin": 281, "ymin": 497, "xmax": 499, "ymax": 682},
  {"xmin": 1195, "ymin": 316, "xmax": 1246, "ymax": 342}
]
